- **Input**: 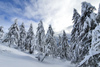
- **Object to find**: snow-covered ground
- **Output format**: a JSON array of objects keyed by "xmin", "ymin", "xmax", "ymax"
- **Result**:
[{"xmin": 0, "ymin": 44, "xmax": 75, "ymax": 67}]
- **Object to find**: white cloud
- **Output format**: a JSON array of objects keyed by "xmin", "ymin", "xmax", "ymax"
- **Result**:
[{"xmin": 24, "ymin": 0, "xmax": 72, "ymax": 33}]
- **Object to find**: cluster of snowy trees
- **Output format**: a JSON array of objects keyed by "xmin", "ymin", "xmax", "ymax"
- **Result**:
[
  {"xmin": 71, "ymin": 2, "xmax": 100, "ymax": 67},
  {"xmin": 0, "ymin": 1, "xmax": 100, "ymax": 67},
  {"xmin": 1, "ymin": 19, "xmax": 34, "ymax": 54},
  {"xmin": 0, "ymin": 19, "xmax": 69, "ymax": 60}
]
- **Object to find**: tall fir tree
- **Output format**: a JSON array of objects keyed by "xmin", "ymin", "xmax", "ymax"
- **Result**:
[
  {"xmin": 71, "ymin": 2, "xmax": 98, "ymax": 63},
  {"xmin": 36, "ymin": 21, "xmax": 45, "ymax": 53},
  {"xmin": 57, "ymin": 35, "xmax": 62, "ymax": 57},
  {"xmin": 18, "ymin": 22, "xmax": 26, "ymax": 50},
  {"xmin": 61, "ymin": 31, "xmax": 69, "ymax": 59},
  {"xmin": 71, "ymin": 8, "xmax": 80, "ymax": 63},
  {"xmin": 77, "ymin": 2, "xmax": 98, "ymax": 62},
  {"xmin": 3, "ymin": 19, "xmax": 19, "ymax": 47},
  {"xmin": 45, "ymin": 25, "xmax": 57, "ymax": 57},
  {"xmin": 25, "ymin": 24, "xmax": 34, "ymax": 54},
  {"xmin": 78, "ymin": 4, "xmax": 100, "ymax": 67}
]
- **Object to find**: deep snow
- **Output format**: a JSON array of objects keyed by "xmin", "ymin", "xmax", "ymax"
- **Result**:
[{"xmin": 0, "ymin": 44, "xmax": 75, "ymax": 67}]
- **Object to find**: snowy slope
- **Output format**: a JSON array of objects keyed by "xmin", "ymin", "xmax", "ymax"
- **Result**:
[{"xmin": 0, "ymin": 44, "xmax": 75, "ymax": 67}]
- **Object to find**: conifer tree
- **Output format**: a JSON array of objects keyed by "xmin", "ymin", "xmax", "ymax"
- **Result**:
[
  {"xmin": 25, "ymin": 24, "xmax": 34, "ymax": 54},
  {"xmin": 71, "ymin": 9, "xmax": 80, "ymax": 62},
  {"xmin": 36, "ymin": 21, "xmax": 45, "ymax": 53},
  {"xmin": 77, "ymin": 2, "xmax": 98, "ymax": 62},
  {"xmin": 61, "ymin": 31, "xmax": 69, "ymax": 59},
  {"xmin": 18, "ymin": 22, "xmax": 26, "ymax": 50},
  {"xmin": 71, "ymin": 2, "xmax": 98, "ymax": 63},
  {"xmin": 78, "ymin": 4, "xmax": 100, "ymax": 67},
  {"xmin": 3, "ymin": 19, "xmax": 19, "ymax": 47},
  {"xmin": 45, "ymin": 25, "xmax": 57, "ymax": 57},
  {"xmin": 57, "ymin": 35, "xmax": 62, "ymax": 57}
]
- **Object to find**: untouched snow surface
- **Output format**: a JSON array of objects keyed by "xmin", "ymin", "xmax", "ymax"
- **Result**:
[{"xmin": 0, "ymin": 44, "xmax": 75, "ymax": 67}]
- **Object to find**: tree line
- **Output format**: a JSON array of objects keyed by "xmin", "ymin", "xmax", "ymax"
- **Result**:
[{"xmin": 0, "ymin": 19, "xmax": 69, "ymax": 60}]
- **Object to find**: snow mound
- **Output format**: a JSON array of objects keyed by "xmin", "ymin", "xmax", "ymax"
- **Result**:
[{"xmin": 0, "ymin": 44, "xmax": 75, "ymax": 67}]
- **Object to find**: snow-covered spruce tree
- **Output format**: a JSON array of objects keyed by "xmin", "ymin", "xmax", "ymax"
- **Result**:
[
  {"xmin": 71, "ymin": 8, "xmax": 80, "ymax": 63},
  {"xmin": 77, "ymin": 2, "xmax": 98, "ymax": 62},
  {"xmin": 36, "ymin": 20, "xmax": 45, "ymax": 53},
  {"xmin": 78, "ymin": 4, "xmax": 100, "ymax": 67},
  {"xmin": 45, "ymin": 25, "xmax": 57, "ymax": 57},
  {"xmin": 18, "ymin": 23, "xmax": 26, "ymax": 50},
  {"xmin": 57, "ymin": 35, "xmax": 62, "ymax": 57},
  {"xmin": 78, "ymin": 25, "xmax": 100, "ymax": 67},
  {"xmin": 0, "ymin": 26, "xmax": 4, "ymax": 39},
  {"xmin": 71, "ymin": 2, "xmax": 98, "ymax": 63},
  {"xmin": 60, "ymin": 31, "xmax": 69, "ymax": 59},
  {"xmin": 25, "ymin": 24, "xmax": 34, "ymax": 54},
  {"xmin": 2, "ymin": 19, "xmax": 19, "ymax": 47}
]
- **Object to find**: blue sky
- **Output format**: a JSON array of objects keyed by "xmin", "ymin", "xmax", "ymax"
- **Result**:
[
  {"xmin": 0, "ymin": 0, "xmax": 40, "ymax": 32},
  {"xmin": 0, "ymin": 0, "xmax": 40, "ymax": 22},
  {"xmin": 0, "ymin": 0, "xmax": 100, "ymax": 34}
]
